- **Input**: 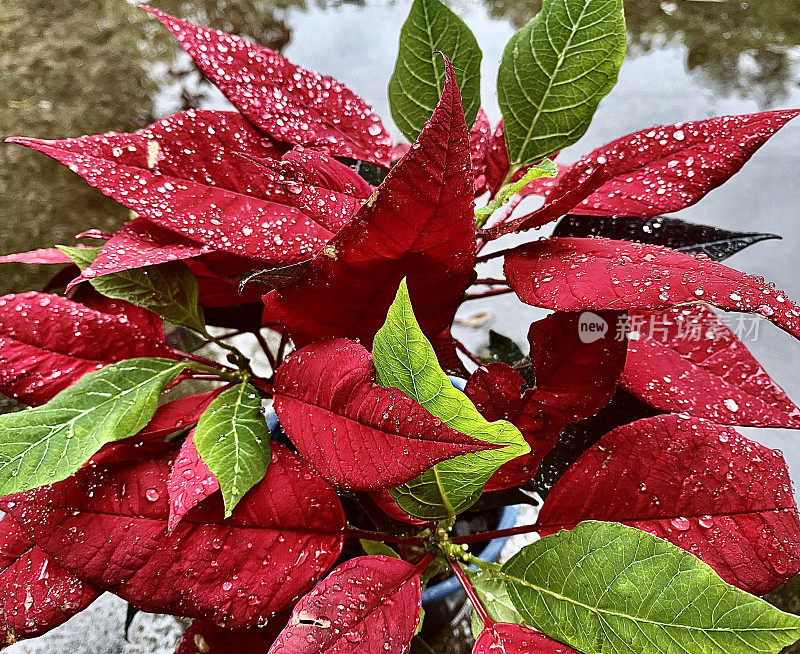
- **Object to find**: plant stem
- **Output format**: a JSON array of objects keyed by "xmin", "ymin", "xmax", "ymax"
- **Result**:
[
  {"xmin": 253, "ymin": 330, "xmax": 277, "ymax": 371},
  {"xmin": 413, "ymin": 552, "xmax": 436, "ymax": 576},
  {"xmin": 452, "ymin": 523, "xmax": 540, "ymax": 545},
  {"xmin": 276, "ymin": 331, "xmax": 290, "ymax": 366},
  {"xmin": 346, "ymin": 527, "xmax": 422, "ymax": 546},
  {"xmin": 448, "ymin": 560, "xmax": 493, "ymax": 626},
  {"xmin": 475, "ymin": 248, "xmax": 515, "ymax": 265},
  {"xmin": 474, "ymin": 277, "xmax": 508, "ymax": 286},
  {"xmin": 464, "ymin": 288, "xmax": 514, "ymax": 301},
  {"xmin": 453, "ymin": 338, "xmax": 483, "ymax": 367}
]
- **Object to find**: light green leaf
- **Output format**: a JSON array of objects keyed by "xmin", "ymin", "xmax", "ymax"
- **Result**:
[
  {"xmin": 495, "ymin": 521, "xmax": 800, "ymax": 654},
  {"xmin": 372, "ymin": 280, "xmax": 529, "ymax": 520},
  {"xmin": 58, "ymin": 245, "xmax": 206, "ymax": 333},
  {"xmin": 498, "ymin": 0, "xmax": 626, "ymax": 167},
  {"xmin": 468, "ymin": 565, "xmax": 529, "ymax": 638},
  {"xmin": 0, "ymin": 358, "xmax": 186, "ymax": 495},
  {"xmin": 474, "ymin": 158, "xmax": 557, "ymax": 227},
  {"xmin": 193, "ymin": 382, "xmax": 271, "ymax": 517},
  {"xmin": 388, "ymin": 0, "xmax": 482, "ymax": 141}
]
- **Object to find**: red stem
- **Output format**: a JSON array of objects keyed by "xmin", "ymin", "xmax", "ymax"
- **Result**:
[
  {"xmin": 414, "ymin": 552, "xmax": 437, "ymax": 576},
  {"xmin": 452, "ymin": 523, "xmax": 540, "ymax": 545},
  {"xmin": 453, "ymin": 338, "xmax": 483, "ymax": 367},
  {"xmin": 464, "ymin": 288, "xmax": 514, "ymax": 301},
  {"xmin": 250, "ymin": 377, "xmax": 274, "ymax": 396},
  {"xmin": 276, "ymin": 332, "xmax": 290, "ymax": 366},
  {"xmin": 474, "ymin": 277, "xmax": 508, "ymax": 286},
  {"xmin": 448, "ymin": 560, "xmax": 493, "ymax": 626},
  {"xmin": 346, "ymin": 528, "xmax": 422, "ymax": 546},
  {"xmin": 253, "ymin": 330, "xmax": 277, "ymax": 371},
  {"xmin": 172, "ymin": 349, "xmax": 238, "ymax": 373},
  {"xmin": 475, "ymin": 248, "xmax": 515, "ymax": 265}
]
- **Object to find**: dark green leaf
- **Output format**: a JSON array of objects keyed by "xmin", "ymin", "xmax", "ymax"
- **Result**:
[
  {"xmin": 0, "ymin": 358, "xmax": 186, "ymax": 495},
  {"xmin": 498, "ymin": 0, "xmax": 626, "ymax": 167},
  {"xmin": 553, "ymin": 214, "xmax": 781, "ymax": 261},
  {"xmin": 58, "ymin": 245, "xmax": 206, "ymax": 332},
  {"xmin": 389, "ymin": 0, "xmax": 482, "ymax": 141},
  {"xmin": 193, "ymin": 382, "xmax": 271, "ymax": 517}
]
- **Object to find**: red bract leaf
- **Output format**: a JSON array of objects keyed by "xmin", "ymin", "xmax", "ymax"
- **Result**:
[
  {"xmin": 368, "ymin": 491, "xmax": 427, "ymax": 526},
  {"xmin": 143, "ymin": 7, "xmax": 392, "ymax": 167},
  {"xmin": 268, "ymin": 555, "xmax": 422, "ymax": 654},
  {"xmin": 561, "ymin": 109, "xmax": 800, "ymax": 217},
  {"xmin": 504, "ymin": 237, "xmax": 800, "ymax": 341},
  {"xmin": 0, "ymin": 291, "xmax": 173, "ymax": 405},
  {"xmin": 274, "ymin": 339, "xmax": 494, "ymax": 490},
  {"xmin": 168, "ymin": 432, "xmax": 219, "ymax": 532},
  {"xmin": 8, "ymin": 109, "xmax": 333, "ymax": 265},
  {"xmin": 140, "ymin": 390, "xmax": 223, "ymax": 440},
  {"xmin": 536, "ymin": 414, "xmax": 800, "ymax": 594},
  {"xmin": 0, "ymin": 248, "xmax": 73, "ymax": 265},
  {"xmin": 621, "ymin": 306, "xmax": 800, "ymax": 428},
  {"xmin": 2, "ymin": 444, "xmax": 345, "ymax": 627},
  {"xmin": 470, "ymin": 109, "xmax": 491, "ymax": 194},
  {"xmin": 263, "ymin": 59, "xmax": 476, "ymax": 348},
  {"xmin": 0, "ymin": 517, "xmax": 98, "ymax": 645},
  {"xmin": 81, "ymin": 218, "xmax": 212, "ymax": 279},
  {"xmin": 466, "ymin": 312, "xmax": 626, "ymax": 491},
  {"xmin": 473, "ymin": 623, "xmax": 578, "ymax": 654},
  {"xmin": 176, "ymin": 618, "xmax": 286, "ymax": 654},
  {"xmin": 281, "ymin": 147, "xmax": 374, "ymax": 199}
]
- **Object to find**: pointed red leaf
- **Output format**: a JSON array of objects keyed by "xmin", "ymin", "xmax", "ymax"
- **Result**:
[
  {"xmin": 470, "ymin": 109, "xmax": 492, "ymax": 194},
  {"xmin": 2, "ymin": 444, "xmax": 345, "ymax": 627},
  {"xmin": 0, "ymin": 248, "xmax": 73, "ymax": 265},
  {"xmin": 168, "ymin": 431, "xmax": 220, "ymax": 532},
  {"xmin": 143, "ymin": 7, "xmax": 392, "ymax": 167},
  {"xmin": 8, "ymin": 109, "xmax": 333, "ymax": 265},
  {"xmin": 466, "ymin": 311, "xmax": 626, "ymax": 491},
  {"xmin": 176, "ymin": 618, "xmax": 286, "ymax": 654},
  {"xmin": 621, "ymin": 306, "xmax": 800, "ymax": 428},
  {"xmin": 281, "ymin": 147, "xmax": 374, "ymax": 199},
  {"xmin": 481, "ymin": 121, "xmax": 509, "ymax": 197},
  {"xmin": 0, "ymin": 516, "xmax": 98, "ymax": 645},
  {"xmin": 560, "ymin": 109, "xmax": 800, "ymax": 217},
  {"xmin": 0, "ymin": 291, "xmax": 173, "ymax": 405},
  {"xmin": 80, "ymin": 218, "xmax": 212, "ymax": 279},
  {"xmin": 263, "ymin": 59, "xmax": 476, "ymax": 348},
  {"xmin": 274, "ymin": 339, "xmax": 495, "ymax": 490},
  {"xmin": 368, "ymin": 491, "xmax": 428, "ymax": 526},
  {"xmin": 473, "ymin": 623, "xmax": 578, "ymax": 654},
  {"xmin": 141, "ymin": 390, "xmax": 223, "ymax": 440},
  {"xmin": 505, "ymin": 237, "xmax": 800, "ymax": 341},
  {"xmin": 537, "ymin": 414, "xmax": 800, "ymax": 594},
  {"xmin": 268, "ymin": 555, "xmax": 422, "ymax": 654}
]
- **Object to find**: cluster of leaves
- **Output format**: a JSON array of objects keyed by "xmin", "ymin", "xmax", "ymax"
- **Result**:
[{"xmin": 1, "ymin": 0, "xmax": 800, "ymax": 652}]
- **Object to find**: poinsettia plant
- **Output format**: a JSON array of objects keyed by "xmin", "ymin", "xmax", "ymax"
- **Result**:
[{"xmin": 2, "ymin": 0, "xmax": 800, "ymax": 652}]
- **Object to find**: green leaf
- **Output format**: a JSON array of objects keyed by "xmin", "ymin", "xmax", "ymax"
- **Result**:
[
  {"xmin": 481, "ymin": 330, "xmax": 528, "ymax": 367},
  {"xmin": 193, "ymin": 382, "xmax": 271, "ymax": 517},
  {"xmin": 360, "ymin": 539, "xmax": 401, "ymax": 559},
  {"xmin": 388, "ymin": 0, "xmax": 482, "ymax": 141},
  {"xmin": 468, "ymin": 565, "xmax": 529, "ymax": 638},
  {"xmin": 495, "ymin": 521, "xmax": 800, "ymax": 654},
  {"xmin": 372, "ymin": 280, "xmax": 529, "ymax": 520},
  {"xmin": 0, "ymin": 358, "xmax": 186, "ymax": 495},
  {"xmin": 498, "ymin": 0, "xmax": 626, "ymax": 167},
  {"xmin": 58, "ymin": 245, "xmax": 206, "ymax": 333},
  {"xmin": 474, "ymin": 158, "xmax": 556, "ymax": 227}
]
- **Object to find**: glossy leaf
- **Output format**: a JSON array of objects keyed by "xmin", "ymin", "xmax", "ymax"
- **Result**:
[
  {"xmin": 8, "ymin": 109, "xmax": 333, "ymax": 264},
  {"xmin": 470, "ymin": 109, "xmax": 492, "ymax": 193},
  {"xmin": 0, "ymin": 248, "xmax": 74, "ymax": 265},
  {"xmin": 193, "ymin": 382, "xmax": 271, "ymax": 516},
  {"xmin": 537, "ymin": 414, "xmax": 800, "ymax": 594},
  {"xmin": 467, "ymin": 310, "xmax": 626, "ymax": 491},
  {"xmin": 263, "ymin": 58, "xmax": 476, "ymax": 349},
  {"xmin": 274, "ymin": 338, "xmax": 494, "ymax": 490},
  {"xmin": 389, "ymin": 0, "xmax": 482, "ymax": 140},
  {"xmin": 267, "ymin": 555, "xmax": 422, "ymax": 654},
  {"xmin": 473, "ymin": 623, "xmax": 577, "ymax": 654},
  {"xmin": 0, "ymin": 516, "xmax": 98, "ymax": 645},
  {"xmin": 373, "ymin": 281, "xmax": 529, "ymax": 519},
  {"xmin": 553, "ymin": 214, "xmax": 781, "ymax": 261},
  {"xmin": 561, "ymin": 109, "xmax": 800, "ymax": 217},
  {"xmin": 497, "ymin": 0, "xmax": 626, "ymax": 166},
  {"xmin": 60, "ymin": 245, "xmax": 206, "ymax": 333},
  {"xmin": 143, "ymin": 7, "xmax": 393, "ymax": 167},
  {"xmin": 167, "ymin": 433, "xmax": 219, "ymax": 533},
  {"xmin": 499, "ymin": 521, "xmax": 800, "ymax": 654},
  {"xmin": 81, "ymin": 218, "xmax": 212, "ymax": 278},
  {"xmin": 0, "ymin": 291, "xmax": 172, "ymax": 405},
  {"xmin": 139, "ymin": 390, "xmax": 222, "ymax": 441},
  {"xmin": 621, "ymin": 306, "xmax": 800, "ymax": 428},
  {"xmin": 0, "ymin": 358, "xmax": 186, "ymax": 495},
  {"xmin": 2, "ymin": 444, "xmax": 345, "ymax": 628},
  {"xmin": 504, "ymin": 237, "xmax": 800, "ymax": 341}
]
